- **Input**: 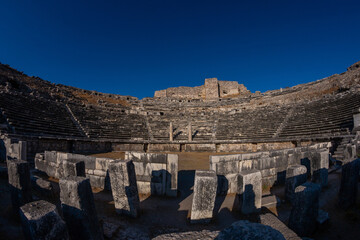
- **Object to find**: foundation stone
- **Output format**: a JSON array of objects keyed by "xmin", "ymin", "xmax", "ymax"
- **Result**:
[{"xmin": 285, "ymin": 165, "xmax": 307, "ymax": 203}]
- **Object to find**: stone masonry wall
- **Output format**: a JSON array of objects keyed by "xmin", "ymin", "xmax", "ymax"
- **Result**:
[
  {"xmin": 35, "ymin": 151, "xmax": 178, "ymax": 196},
  {"xmin": 210, "ymin": 142, "xmax": 331, "ymax": 192}
]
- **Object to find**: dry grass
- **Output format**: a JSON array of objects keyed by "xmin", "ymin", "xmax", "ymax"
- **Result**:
[
  {"xmin": 73, "ymin": 90, "xmax": 131, "ymax": 107},
  {"xmin": 90, "ymin": 151, "xmax": 125, "ymax": 159}
]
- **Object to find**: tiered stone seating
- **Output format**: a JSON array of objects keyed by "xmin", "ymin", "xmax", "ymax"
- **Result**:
[
  {"xmin": 216, "ymin": 106, "xmax": 290, "ymax": 141},
  {"xmin": 0, "ymin": 92, "xmax": 83, "ymax": 138},
  {"xmin": 278, "ymin": 92, "xmax": 360, "ymax": 138},
  {"xmin": 68, "ymin": 103, "xmax": 149, "ymax": 140}
]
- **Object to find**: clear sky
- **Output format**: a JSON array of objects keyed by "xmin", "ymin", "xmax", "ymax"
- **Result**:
[{"xmin": 0, "ymin": 1, "xmax": 359, "ymax": 99}]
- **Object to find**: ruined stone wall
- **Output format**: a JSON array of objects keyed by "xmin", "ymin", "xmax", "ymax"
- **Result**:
[
  {"xmin": 153, "ymin": 78, "xmax": 250, "ymax": 100},
  {"xmin": 210, "ymin": 142, "xmax": 331, "ymax": 191},
  {"xmin": 35, "ymin": 151, "xmax": 179, "ymax": 196}
]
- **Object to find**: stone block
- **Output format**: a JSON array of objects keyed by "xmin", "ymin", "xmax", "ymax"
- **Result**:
[
  {"xmin": 108, "ymin": 160, "xmax": 140, "ymax": 218},
  {"xmin": 210, "ymin": 155, "xmax": 240, "ymax": 176},
  {"xmin": 7, "ymin": 158, "xmax": 32, "ymax": 214},
  {"xmin": 62, "ymin": 159, "xmax": 85, "ymax": 178},
  {"xmin": 338, "ymin": 159, "xmax": 360, "ymax": 209},
  {"xmin": 260, "ymin": 213, "xmax": 300, "ymax": 240},
  {"xmin": 309, "ymin": 150, "xmax": 329, "ymax": 187},
  {"xmin": 166, "ymin": 154, "xmax": 178, "ymax": 197},
  {"xmin": 95, "ymin": 158, "xmax": 112, "ymax": 171},
  {"xmin": 59, "ymin": 177, "xmax": 103, "ymax": 240},
  {"xmin": 288, "ymin": 182, "xmax": 321, "ymax": 237},
  {"xmin": 237, "ymin": 169, "xmax": 262, "ymax": 214},
  {"xmin": 285, "ymin": 165, "xmax": 307, "ymax": 203},
  {"xmin": 217, "ymin": 220, "xmax": 286, "ymax": 240},
  {"xmin": 190, "ymin": 170, "xmax": 217, "ymax": 223},
  {"xmin": 20, "ymin": 200, "xmax": 69, "ymax": 240},
  {"xmin": 88, "ymin": 174, "xmax": 106, "ymax": 188}
]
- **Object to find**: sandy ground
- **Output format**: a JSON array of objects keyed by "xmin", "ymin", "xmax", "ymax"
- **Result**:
[{"xmin": 1, "ymin": 152, "xmax": 360, "ymax": 239}]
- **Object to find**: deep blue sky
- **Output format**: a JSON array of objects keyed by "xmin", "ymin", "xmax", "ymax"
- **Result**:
[{"xmin": 1, "ymin": 1, "xmax": 359, "ymax": 99}]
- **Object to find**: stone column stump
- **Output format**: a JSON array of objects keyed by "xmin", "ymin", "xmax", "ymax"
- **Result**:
[
  {"xmin": 338, "ymin": 159, "xmax": 360, "ymax": 209},
  {"xmin": 288, "ymin": 182, "xmax": 321, "ymax": 236},
  {"xmin": 59, "ymin": 177, "xmax": 103, "ymax": 240},
  {"xmin": 7, "ymin": 158, "xmax": 32, "ymax": 214},
  {"xmin": 285, "ymin": 165, "xmax": 307, "ymax": 203},
  {"xmin": 309, "ymin": 150, "xmax": 329, "ymax": 188},
  {"xmin": 108, "ymin": 160, "xmax": 140, "ymax": 218},
  {"xmin": 237, "ymin": 169, "xmax": 262, "ymax": 214},
  {"xmin": 190, "ymin": 170, "xmax": 217, "ymax": 223},
  {"xmin": 20, "ymin": 200, "xmax": 69, "ymax": 240}
]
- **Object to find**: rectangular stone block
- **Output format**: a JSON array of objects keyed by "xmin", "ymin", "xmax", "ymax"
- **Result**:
[
  {"xmin": 285, "ymin": 165, "xmax": 307, "ymax": 203},
  {"xmin": 20, "ymin": 200, "xmax": 69, "ymax": 240},
  {"xmin": 59, "ymin": 177, "xmax": 103, "ymax": 240},
  {"xmin": 7, "ymin": 158, "xmax": 32, "ymax": 214},
  {"xmin": 166, "ymin": 154, "xmax": 178, "ymax": 197},
  {"xmin": 190, "ymin": 170, "xmax": 217, "ymax": 223},
  {"xmin": 209, "ymin": 154, "xmax": 240, "ymax": 175},
  {"xmin": 109, "ymin": 160, "xmax": 140, "ymax": 218},
  {"xmin": 62, "ymin": 159, "xmax": 85, "ymax": 178},
  {"xmin": 237, "ymin": 169, "xmax": 262, "ymax": 214},
  {"xmin": 309, "ymin": 150, "xmax": 329, "ymax": 187},
  {"xmin": 289, "ymin": 182, "xmax": 321, "ymax": 237},
  {"xmin": 338, "ymin": 159, "xmax": 360, "ymax": 209}
]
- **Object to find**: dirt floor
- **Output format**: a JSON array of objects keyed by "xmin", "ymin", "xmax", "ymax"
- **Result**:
[{"xmin": 1, "ymin": 152, "xmax": 360, "ymax": 239}]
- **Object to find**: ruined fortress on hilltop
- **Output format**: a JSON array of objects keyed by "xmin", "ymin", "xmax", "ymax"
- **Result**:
[{"xmin": 154, "ymin": 78, "xmax": 251, "ymax": 100}]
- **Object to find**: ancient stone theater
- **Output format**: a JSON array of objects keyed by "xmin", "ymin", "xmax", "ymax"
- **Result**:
[{"xmin": 1, "ymin": 61, "xmax": 360, "ymax": 239}]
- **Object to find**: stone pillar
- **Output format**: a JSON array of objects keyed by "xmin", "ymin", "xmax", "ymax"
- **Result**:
[
  {"xmin": 309, "ymin": 150, "xmax": 329, "ymax": 187},
  {"xmin": 108, "ymin": 160, "xmax": 140, "ymax": 218},
  {"xmin": 338, "ymin": 159, "xmax": 360, "ymax": 209},
  {"xmin": 7, "ymin": 159, "xmax": 32, "ymax": 214},
  {"xmin": 288, "ymin": 182, "xmax": 321, "ymax": 237},
  {"xmin": 19, "ymin": 141, "xmax": 27, "ymax": 161},
  {"xmin": 285, "ymin": 165, "xmax": 307, "ymax": 203},
  {"xmin": 62, "ymin": 159, "xmax": 85, "ymax": 178},
  {"xmin": 59, "ymin": 177, "xmax": 103, "ymax": 240},
  {"xmin": 169, "ymin": 122, "xmax": 173, "ymax": 141},
  {"xmin": 166, "ymin": 154, "xmax": 178, "ymax": 197},
  {"xmin": 237, "ymin": 169, "xmax": 262, "ymax": 214},
  {"xmin": 188, "ymin": 122, "xmax": 192, "ymax": 141},
  {"xmin": 190, "ymin": 170, "xmax": 217, "ymax": 223},
  {"xmin": 353, "ymin": 108, "xmax": 360, "ymax": 129},
  {"xmin": 20, "ymin": 200, "xmax": 69, "ymax": 240}
]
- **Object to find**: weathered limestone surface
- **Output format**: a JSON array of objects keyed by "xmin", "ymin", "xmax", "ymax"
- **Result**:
[
  {"xmin": 285, "ymin": 165, "xmax": 307, "ymax": 203},
  {"xmin": 190, "ymin": 170, "xmax": 217, "ymax": 223},
  {"xmin": 20, "ymin": 200, "xmax": 69, "ymax": 240},
  {"xmin": 59, "ymin": 177, "xmax": 103, "ymax": 240},
  {"xmin": 237, "ymin": 169, "xmax": 262, "ymax": 214},
  {"xmin": 7, "ymin": 158, "xmax": 32, "ymax": 213},
  {"xmin": 109, "ymin": 160, "xmax": 140, "ymax": 217},
  {"xmin": 260, "ymin": 213, "xmax": 301, "ymax": 240},
  {"xmin": 62, "ymin": 159, "xmax": 85, "ymax": 178},
  {"xmin": 338, "ymin": 159, "xmax": 360, "ymax": 209},
  {"xmin": 309, "ymin": 150, "xmax": 329, "ymax": 187},
  {"xmin": 205, "ymin": 78, "xmax": 219, "ymax": 100},
  {"xmin": 288, "ymin": 182, "xmax": 321, "ymax": 237},
  {"xmin": 216, "ymin": 220, "xmax": 286, "ymax": 240}
]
